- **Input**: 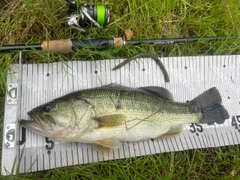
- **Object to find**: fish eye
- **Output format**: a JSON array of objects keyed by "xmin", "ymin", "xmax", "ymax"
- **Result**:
[{"xmin": 42, "ymin": 103, "xmax": 52, "ymax": 112}]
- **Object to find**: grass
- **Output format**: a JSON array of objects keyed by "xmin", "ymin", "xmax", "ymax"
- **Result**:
[
  {"xmin": 0, "ymin": 0, "xmax": 240, "ymax": 179},
  {"xmin": 1, "ymin": 147, "xmax": 240, "ymax": 179}
]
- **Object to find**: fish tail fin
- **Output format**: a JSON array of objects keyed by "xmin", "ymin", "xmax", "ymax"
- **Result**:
[{"xmin": 190, "ymin": 87, "xmax": 229, "ymax": 125}]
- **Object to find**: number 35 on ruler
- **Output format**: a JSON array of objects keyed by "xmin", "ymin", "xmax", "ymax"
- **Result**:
[{"xmin": 189, "ymin": 123, "xmax": 203, "ymax": 136}]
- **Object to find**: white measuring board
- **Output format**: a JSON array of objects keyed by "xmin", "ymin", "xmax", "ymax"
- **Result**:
[{"xmin": 2, "ymin": 55, "xmax": 240, "ymax": 175}]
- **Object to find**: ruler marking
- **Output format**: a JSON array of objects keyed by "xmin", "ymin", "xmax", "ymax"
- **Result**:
[
  {"xmin": 122, "ymin": 143, "xmax": 127, "ymax": 159},
  {"xmin": 202, "ymin": 134, "xmax": 208, "ymax": 148},
  {"xmin": 86, "ymin": 147, "xmax": 89, "ymax": 163},
  {"xmin": 138, "ymin": 141, "xmax": 145, "ymax": 156},
  {"xmin": 221, "ymin": 132, "xmax": 227, "ymax": 146},
  {"xmin": 29, "ymin": 155, "xmax": 32, "ymax": 172},
  {"xmin": 111, "ymin": 149, "xmax": 115, "ymax": 160},
  {"xmin": 175, "ymin": 136, "xmax": 183, "ymax": 151},
  {"xmin": 48, "ymin": 152, "xmax": 51, "ymax": 169},
  {"xmin": 215, "ymin": 127, "xmax": 223, "ymax": 146},
  {"xmin": 133, "ymin": 142, "xmax": 137, "ymax": 157},
  {"xmin": 170, "ymin": 138, "xmax": 176, "ymax": 151},
  {"xmin": 54, "ymin": 151, "xmax": 56, "ymax": 169},
  {"xmin": 90, "ymin": 146, "xmax": 94, "ymax": 163},
  {"xmin": 193, "ymin": 135, "xmax": 200, "ymax": 149},
  {"xmin": 233, "ymin": 131, "xmax": 240, "ymax": 144},
  {"xmin": 161, "ymin": 139, "xmax": 168, "ymax": 152},
  {"xmin": 212, "ymin": 127, "xmax": 219, "ymax": 146},
  {"xmin": 136, "ymin": 142, "xmax": 142, "ymax": 156},
  {"xmin": 4, "ymin": 55, "xmax": 240, "ymax": 174},
  {"xmin": 226, "ymin": 132, "xmax": 233, "ymax": 146},
  {"xmin": 96, "ymin": 151, "xmax": 100, "ymax": 162},
  {"xmin": 71, "ymin": 149, "xmax": 74, "ymax": 166},
  {"xmin": 66, "ymin": 150, "xmax": 68, "ymax": 166},
  {"xmin": 76, "ymin": 143, "xmax": 80, "ymax": 165},
  {"xmin": 24, "ymin": 156, "xmax": 26, "ymax": 173},
  {"xmin": 36, "ymin": 155, "xmax": 38, "ymax": 171},
  {"xmin": 117, "ymin": 148, "xmax": 121, "ymax": 160},
  {"xmin": 151, "ymin": 141, "xmax": 157, "ymax": 155},
  {"xmin": 201, "ymin": 134, "xmax": 207, "ymax": 148},
  {"xmin": 188, "ymin": 135, "xmax": 196, "ymax": 149},
  {"xmin": 71, "ymin": 61, "xmax": 75, "ymax": 91},
  {"xmin": 60, "ymin": 151, "xmax": 62, "ymax": 167},
  {"xmin": 183, "ymin": 136, "xmax": 190, "ymax": 150},
  {"xmin": 231, "ymin": 130, "xmax": 240, "ymax": 144},
  {"xmin": 42, "ymin": 154, "xmax": 45, "ymax": 171},
  {"xmin": 155, "ymin": 139, "xmax": 162, "ymax": 153},
  {"xmin": 81, "ymin": 148, "xmax": 84, "ymax": 164},
  {"xmin": 211, "ymin": 134, "xmax": 217, "ymax": 147},
  {"xmin": 165, "ymin": 139, "xmax": 171, "ymax": 152},
  {"xmin": 127, "ymin": 142, "xmax": 132, "ymax": 157},
  {"xmin": 229, "ymin": 132, "xmax": 236, "ymax": 145},
  {"xmin": 146, "ymin": 141, "xmax": 152, "ymax": 155},
  {"xmin": 143, "ymin": 141, "xmax": 149, "ymax": 155}
]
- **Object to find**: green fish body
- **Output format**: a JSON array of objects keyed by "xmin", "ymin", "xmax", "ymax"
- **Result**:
[{"xmin": 20, "ymin": 84, "xmax": 229, "ymax": 149}]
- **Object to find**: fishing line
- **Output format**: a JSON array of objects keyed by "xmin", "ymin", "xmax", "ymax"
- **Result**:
[{"xmin": 94, "ymin": 66, "xmax": 119, "ymax": 110}]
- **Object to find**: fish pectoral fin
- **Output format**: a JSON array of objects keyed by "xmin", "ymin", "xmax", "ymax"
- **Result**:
[
  {"xmin": 95, "ymin": 138, "xmax": 121, "ymax": 149},
  {"xmin": 156, "ymin": 125, "xmax": 183, "ymax": 139},
  {"xmin": 94, "ymin": 114, "xmax": 126, "ymax": 128}
]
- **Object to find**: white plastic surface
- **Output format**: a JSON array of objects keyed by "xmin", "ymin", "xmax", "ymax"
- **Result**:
[{"xmin": 2, "ymin": 55, "xmax": 240, "ymax": 174}]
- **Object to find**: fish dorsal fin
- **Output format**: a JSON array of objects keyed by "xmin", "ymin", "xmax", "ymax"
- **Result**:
[
  {"xmin": 138, "ymin": 86, "xmax": 173, "ymax": 101},
  {"xmin": 100, "ymin": 84, "xmax": 173, "ymax": 101},
  {"xmin": 100, "ymin": 83, "xmax": 132, "ymax": 90},
  {"xmin": 95, "ymin": 138, "xmax": 121, "ymax": 149},
  {"xmin": 94, "ymin": 114, "xmax": 126, "ymax": 128}
]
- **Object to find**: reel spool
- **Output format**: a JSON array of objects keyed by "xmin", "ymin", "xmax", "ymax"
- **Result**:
[{"xmin": 66, "ymin": 0, "xmax": 110, "ymax": 31}]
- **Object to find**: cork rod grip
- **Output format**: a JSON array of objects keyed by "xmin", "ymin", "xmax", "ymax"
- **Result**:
[
  {"xmin": 113, "ymin": 37, "xmax": 123, "ymax": 48},
  {"xmin": 42, "ymin": 39, "xmax": 72, "ymax": 53}
]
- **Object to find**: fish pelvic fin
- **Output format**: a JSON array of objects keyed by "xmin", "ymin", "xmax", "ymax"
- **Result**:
[
  {"xmin": 191, "ymin": 87, "xmax": 229, "ymax": 125},
  {"xmin": 95, "ymin": 138, "xmax": 121, "ymax": 149},
  {"xmin": 94, "ymin": 114, "xmax": 126, "ymax": 128}
]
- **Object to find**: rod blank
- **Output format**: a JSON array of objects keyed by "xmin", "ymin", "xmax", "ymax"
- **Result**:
[{"xmin": 0, "ymin": 36, "xmax": 237, "ymax": 53}]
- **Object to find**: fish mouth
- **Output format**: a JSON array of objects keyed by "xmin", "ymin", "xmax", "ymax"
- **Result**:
[
  {"xmin": 20, "ymin": 110, "xmax": 55, "ymax": 136},
  {"xmin": 20, "ymin": 119, "xmax": 46, "ymax": 136}
]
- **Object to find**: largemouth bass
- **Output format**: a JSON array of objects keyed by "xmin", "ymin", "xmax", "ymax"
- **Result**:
[{"xmin": 20, "ymin": 84, "xmax": 229, "ymax": 149}]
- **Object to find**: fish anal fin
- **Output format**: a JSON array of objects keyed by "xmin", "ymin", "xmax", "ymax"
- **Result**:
[
  {"xmin": 138, "ymin": 86, "xmax": 173, "ymax": 101},
  {"xmin": 156, "ymin": 125, "xmax": 183, "ymax": 139},
  {"xmin": 95, "ymin": 138, "xmax": 121, "ymax": 149},
  {"xmin": 94, "ymin": 114, "xmax": 126, "ymax": 128},
  {"xmin": 93, "ymin": 144, "xmax": 111, "ymax": 157}
]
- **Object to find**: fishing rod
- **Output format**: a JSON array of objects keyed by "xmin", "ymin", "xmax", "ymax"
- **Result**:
[{"xmin": 0, "ymin": 36, "xmax": 237, "ymax": 53}]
